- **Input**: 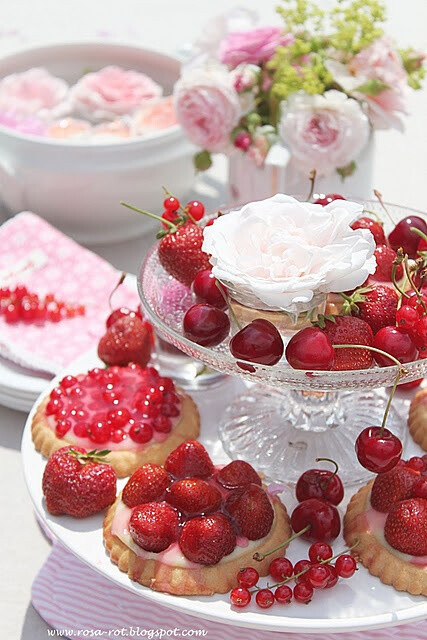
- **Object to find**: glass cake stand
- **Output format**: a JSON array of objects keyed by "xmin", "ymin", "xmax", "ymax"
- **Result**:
[{"xmin": 138, "ymin": 201, "xmax": 427, "ymax": 486}]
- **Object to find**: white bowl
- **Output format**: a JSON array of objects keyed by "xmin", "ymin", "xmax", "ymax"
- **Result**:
[{"xmin": 0, "ymin": 42, "xmax": 195, "ymax": 244}]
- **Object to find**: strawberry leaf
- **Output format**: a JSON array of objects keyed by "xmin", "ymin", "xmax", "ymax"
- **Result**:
[{"xmin": 312, "ymin": 313, "xmax": 336, "ymax": 329}]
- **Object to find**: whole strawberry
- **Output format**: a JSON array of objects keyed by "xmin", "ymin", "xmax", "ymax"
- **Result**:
[
  {"xmin": 158, "ymin": 222, "xmax": 211, "ymax": 287},
  {"xmin": 179, "ymin": 512, "xmax": 236, "ymax": 565},
  {"xmin": 384, "ymin": 497, "xmax": 427, "ymax": 556},
  {"xmin": 225, "ymin": 483, "xmax": 274, "ymax": 540},
  {"xmin": 370, "ymin": 463, "xmax": 420, "ymax": 512},
  {"xmin": 351, "ymin": 217, "xmax": 386, "ymax": 246},
  {"xmin": 42, "ymin": 447, "xmax": 116, "ymax": 518},
  {"xmin": 98, "ymin": 315, "xmax": 152, "ymax": 367},
  {"xmin": 373, "ymin": 245, "xmax": 403, "ymax": 282},
  {"xmin": 164, "ymin": 441, "xmax": 215, "ymax": 479},
  {"xmin": 343, "ymin": 285, "xmax": 399, "ymax": 334},
  {"xmin": 323, "ymin": 316, "xmax": 374, "ymax": 370}
]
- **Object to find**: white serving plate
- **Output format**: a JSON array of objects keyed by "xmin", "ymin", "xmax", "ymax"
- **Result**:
[{"xmin": 21, "ymin": 349, "xmax": 427, "ymax": 633}]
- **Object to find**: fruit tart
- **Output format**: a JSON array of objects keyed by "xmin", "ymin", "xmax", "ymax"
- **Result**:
[
  {"xmin": 103, "ymin": 441, "xmax": 291, "ymax": 595},
  {"xmin": 32, "ymin": 364, "xmax": 200, "ymax": 478},
  {"xmin": 344, "ymin": 460, "xmax": 427, "ymax": 596},
  {"xmin": 408, "ymin": 388, "xmax": 427, "ymax": 451}
]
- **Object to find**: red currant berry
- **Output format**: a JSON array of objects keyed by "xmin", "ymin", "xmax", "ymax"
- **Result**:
[
  {"xmin": 107, "ymin": 408, "xmax": 130, "ymax": 428},
  {"xmin": 60, "ymin": 375, "xmax": 78, "ymax": 389},
  {"xmin": 324, "ymin": 564, "xmax": 339, "ymax": 589},
  {"xmin": 274, "ymin": 584, "xmax": 292, "ymax": 604},
  {"xmin": 230, "ymin": 587, "xmax": 251, "ymax": 608},
  {"xmin": 74, "ymin": 422, "xmax": 89, "ymax": 437},
  {"xmin": 255, "ymin": 589, "xmax": 274, "ymax": 609},
  {"xmin": 4, "ymin": 302, "xmax": 20, "ymax": 323},
  {"xmin": 45, "ymin": 398, "xmax": 64, "ymax": 416},
  {"xmin": 237, "ymin": 567, "xmax": 259, "ymax": 589},
  {"xmin": 396, "ymin": 306, "xmax": 419, "ymax": 333},
  {"xmin": 308, "ymin": 542, "xmax": 333, "ymax": 563},
  {"xmin": 234, "ymin": 131, "xmax": 252, "ymax": 151},
  {"xmin": 355, "ymin": 426, "xmax": 402, "ymax": 473},
  {"xmin": 111, "ymin": 429, "xmax": 126, "ymax": 443},
  {"xmin": 413, "ymin": 315, "xmax": 427, "ymax": 349},
  {"xmin": 293, "ymin": 582, "xmax": 313, "ymax": 603},
  {"xmin": 161, "ymin": 210, "xmax": 180, "ymax": 229},
  {"xmin": 291, "ymin": 498, "xmax": 341, "ymax": 542},
  {"xmin": 55, "ymin": 419, "xmax": 71, "ymax": 437},
  {"xmin": 192, "ymin": 269, "xmax": 227, "ymax": 309},
  {"xmin": 307, "ymin": 564, "xmax": 330, "ymax": 589},
  {"xmin": 293, "ymin": 559, "xmax": 312, "ymax": 582},
  {"xmin": 183, "ymin": 303, "xmax": 230, "ymax": 347},
  {"xmin": 186, "ymin": 200, "xmax": 205, "ymax": 221},
  {"xmin": 129, "ymin": 422, "xmax": 153, "ymax": 443},
  {"xmin": 153, "ymin": 415, "xmax": 172, "ymax": 433},
  {"xmin": 335, "ymin": 554, "xmax": 357, "ymax": 578},
  {"xmin": 413, "ymin": 477, "xmax": 427, "ymax": 499},
  {"xmin": 269, "ymin": 557, "xmax": 293, "ymax": 581},
  {"xmin": 88, "ymin": 420, "xmax": 111, "ymax": 444},
  {"xmin": 14, "ymin": 285, "xmax": 29, "ymax": 299},
  {"xmin": 286, "ymin": 327, "xmax": 335, "ymax": 370},
  {"xmin": 164, "ymin": 196, "xmax": 180, "ymax": 211},
  {"xmin": 406, "ymin": 456, "xmax": 425, "ymax": 471}
]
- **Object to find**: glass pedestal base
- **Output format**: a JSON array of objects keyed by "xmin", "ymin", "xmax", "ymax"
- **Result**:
[{"xmin": 219, "ymin": 386, "xmax": 407, "ymax": 486}]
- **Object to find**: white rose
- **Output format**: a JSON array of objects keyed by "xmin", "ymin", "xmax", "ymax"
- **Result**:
[
  {"xmin": 278, "ymin": 90, "xmax": 370, "ymax": 176},
  {"xmin": 202, "ymin": 194, "xmax": 376, "ymax": 313}
]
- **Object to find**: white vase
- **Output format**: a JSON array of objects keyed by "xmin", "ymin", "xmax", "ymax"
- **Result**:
[{"xmin": 228, "ymin": 135, "xmax": 375, "ymax": 202}]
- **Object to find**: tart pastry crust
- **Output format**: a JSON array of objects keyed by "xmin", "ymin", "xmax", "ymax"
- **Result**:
[
  {"xmin": 32, "ymin": 390, "xmax": 200, "ymax": 478},
  {"xmin": 408, "ymin": 388, "xmax": 427, "ymax": 452},
  {"xmin": 344, "ymin": 481, "xmax": 427, "ymax": 596},
  {"xmin": 103, "ymin": 494, "xmax": 291, "ymax": 596}
]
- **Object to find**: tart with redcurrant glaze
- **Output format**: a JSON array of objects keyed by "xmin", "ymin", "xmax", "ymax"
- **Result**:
[
  {"xmin": 31, "ymin": 364, "xmax": 200, "ymax": 478},
  {"xmin": 344, "ymin": 467, "xmax": 427, "ymax": 596},
  {"xmin": 408, "ymin": 388, "xmax": 427, "ymax": 451},
  {"xmin": 103, "ymin": 442, "xmax": 291, "ymax": 596}
]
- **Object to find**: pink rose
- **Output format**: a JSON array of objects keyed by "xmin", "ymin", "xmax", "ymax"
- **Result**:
[
  {"xmin": 174, "ymin": 66, "xmax": 242, "ymax": 152},
  {"xmin": 219, "ymin": 27, "xmax": 293, "ymax": 68},
  {"xmin": 279, "ymin": 90, "xmax": 370, "ymax": 176},
  {"xmin": 70, "ymin": 66, "xmax": 162, "ymax": 121},
  {"xmin": 0, "ymin": 109, "xmax": 47, "ymax": 136},
  {"xmin": 0, "ymin": 68, "xmax": 70, "ymax": 119},
  {"xmin": 132, "ymin": 96, "xmax": 178, "ymax": 135}
]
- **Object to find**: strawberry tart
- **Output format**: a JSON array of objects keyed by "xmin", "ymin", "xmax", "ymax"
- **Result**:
[
  {"xmin": 344, "ymin": 460, "xmax": 427, "ymax": 596},
  {"xmin": 32, "ymin": 364, "xmax": 200, "ymax": 478},
  {"xmin": 103, "ymin": 441, "xmax": 291, "ymax": 595},
  {"xmin": 408, "ymin": 389, "xmax": 427, "ymax": 451}
]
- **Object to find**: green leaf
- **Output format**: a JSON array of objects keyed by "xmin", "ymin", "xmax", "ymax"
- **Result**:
[
  {"xmin": 193, "ymin": 150, "xmax": 212, "ymax": 172},
  {"xmin": 336, "ymin": 161, "xmax": 356, "ymax": 180},
  {"xmin": 354, "ymin": 78, "xmax": 389, "ymax": 96},
  {"xmin": 312, "ymin": 313, "xmax": 336, "ymax": 329}
]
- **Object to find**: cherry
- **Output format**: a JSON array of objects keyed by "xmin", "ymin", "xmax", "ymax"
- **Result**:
[
  {"xmin": 274, "ymin": 584, "xmax": 292, "ymax": 604},
  {"xmin": 290, "ymin": 498, "xmax": 341, "ymax": 542},
  {"xmin": 396, "ymin": 305, "xmax": 419, "ymax": 333},
  {"xmin": 285, "ymin": 327, "xmax": 335, "ymax": 370},
  {"xmin": 255, "ymin": 589, "xmax": 274, "ymax": 609},
  {"xmin": 269, "ymin": 557, "xmax": 293, "ymax": 581},
  {"xmin": 237, "ymin": 566, "xmax": 259, "ymax": 588},
  {"xmin": 355, "ymin": 426, "xmax": 402, "ymax": 473},
  {"xmin": 229, "ymin": 319, "xmax": 284, "ymax": 368},
  {"xmin": 164, "ymin": 196, "xmax": 180, "ymax": 211},
  {"xmin": 308, "ymin": 542, "xmax": 333, "ymax": 563},
  {"xmin": 388, "ymin": 216, "xmax": 427, "ymax": 258},
  {"xmin": 351, "ymin": 217, "xmax": 386, "ymax": 245},
  {"xmin": 314, "ymin": 194, "xmax": 345, "ymax": 206},
  {"xmin": 183, "ymin": 303, "xmax": 230, "ymax": 347},
  {"xmin": 192, "ymin": 269, "xmax": 227, "ymax": 309},
  {"xmin": 293, "ymin": 582, "xmax": 313, "ymax": 603},
  {"xmin": 399, "ymin": 378, "xmax": 423, "ymax": 390},
  {"xmin": 306, "ymin": 564, "xmax": 330, "ymax": 589},
  {"xmin": 230, "ymin": 586, "xmax": 251, "ymax": 608},
  {"xmin": 295, "ymin": 460, "xmax": 344, "ymax": 506},
  {"xmin": 373, "ymin": 327, "xmax": 418, "ymax": 366},
  {"xmin": 186, "ymin": 201, "xmax": 205, "ymax": 221},
  {"xmin": 335, "ymin": 554, "xmax": 357, "ymax": 578}
]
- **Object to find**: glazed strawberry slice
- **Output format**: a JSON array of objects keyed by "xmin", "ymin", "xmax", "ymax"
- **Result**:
[
  {"xmin": 225, "ymin": 483, "xmax": 274, "ymax": 540},
  {"xmin": 164, "ymin": 441, "xmax": 214, "ymax": 479},
  {"xmin": 384, "ymin": 498, "xmax": 427, "ymax": 556},
  {"xmin": 129, "ymin": 502, "xmax": 179, "ymax": 552},
  {"xmin": 179, "ymin": 512, "xmax": 236, "ymax": 565},
  {"xmin": 216, "ymin": 460, "xmax": 262, "ymax": 490},
  {"xmin": 122, "ymin": 464, "xmax": 171, "ymax": 508},
  {"xmin": 370, "ymin": 464, "xmax": 420, "ymax": 512},
  {"xmin": 166, "ymin": 478, "xmax": 221, "ymax": 516}
]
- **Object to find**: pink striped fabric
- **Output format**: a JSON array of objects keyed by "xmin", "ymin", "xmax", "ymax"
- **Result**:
[{"xmin": 32, "ymin": 544, "xmax": 426, "ymax": 640}]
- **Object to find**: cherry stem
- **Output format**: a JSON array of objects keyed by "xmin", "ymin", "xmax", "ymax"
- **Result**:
[
  {"xmin": 306, "ymin": 169, "xmax": 316, "ymax": 202},
  {"xmin": 162, "ymin": 185, "xmax": 196, "ymax": 223},
  {"xmin": 120, "ymin": 201, "xmax": 178, "ymax": 232},
  {"xmin": 373, "ymin": 190, "xmax": 395, "ymax": 225},
  {"xmin": 403, "ymin": 255, "xmax": 427, "ymax": 315},
  {"xmin": 315, "ymin": 457, "xmax": 339, "ymax": 490},
  {"xmin": 332, "ymin": 344, "xmax": 407, "ymax": 372},
  {"xmin": 380, "ymin": 367, "xmax": 405, "ymax": 435},
  {"xmin": 216, "ymin": 281, "xmax": 242, "ymax": 330},
  {"xmin": 362, "ymin": 208, "xmax": 384, "ymax": 224},
  {"xmin": 252, "ymin": 525, "xmax": 311, "ymax": 562},
  {"xmin": 108, "ymin": 272, "xmax": 126, "ymax": 311},
  {"xmin": 410, "ymin": 226, "xmax": 427, "ymax": 245},
  {"xmin": 392, "ymin": 261, "xmax": 409, "ymax": 300}
]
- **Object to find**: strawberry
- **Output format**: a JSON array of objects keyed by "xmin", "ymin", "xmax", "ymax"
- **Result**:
[
  {"xmin": 129, "ymin": 502, "xmax": 179, "ymax": 552},
  {"xmin": 216, "ymin": 460, "xmax": 262, "ymax": 490},
  {"xmin": 179, "ymin": 512, "xmax": 236, "ymax": 565},
  {"xmin": 158, "ymin": 222, "xmax": 211, "ymax": 287},
  {"xmin": 373, "ymin": 245, "xmax": 403, "ymax": 282},
  {"xmin": 166, "ymin": 477, "xmax": 222, "ymax": 516},
  {"xmin": 342, "ymin": 285, "xmax": 399, "ymax": 334},
  {"xmin": 164, "ymin": 441, "xmax": 214, "ymax": 479},
  {"xmin": 322, "ymin": 316, "xmax": 374, "ymax": 370},
  {"xmin": 384, "ymin": 498, "xmax": 427, "ymax": 556},
  {"xmin": 351, "ymin": 217, "xmax": 386, "ymax": 246},
  {"xmin": 97, "ymin": 316, "xmax": 152, "ymax": 367},
  {"xmin": 122, "ymin": 464, "xmax": 171, "ymax": 508},
  {"xmin": 42, "ymin": 447, "xmax": 116, "ymax": 518},
  {"xmin": 225, "ymin": 483, "xmax": 274, "ymax": 540},
  {"xmin": 370, "ymin": 464, "xmax": 420, "ymax": 512}
]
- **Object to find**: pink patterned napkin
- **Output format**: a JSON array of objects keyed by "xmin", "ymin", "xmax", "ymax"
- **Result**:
[
  {"xmin": 32, "ymin": 544, "xmax": 426, "ymax": 640},
  {"xmin": 0, "ymin": 212, "xmax": 139, "ymax": 374}
]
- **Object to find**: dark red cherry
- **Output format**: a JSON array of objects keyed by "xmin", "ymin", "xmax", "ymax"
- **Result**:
[
  {"xmin": 285, "ymin": 327, "xmax": 335, "ymax": 370},
  {"xmin": 314, "ymin": 194, "xmax": 346, "ymax": 206},
  {"xmin": 388, "ymin": 216, "xmax": 427, "ymax": 258},
  {"xmin": 229, "ymin": 319, "xmax": 284, "ymax": 369},
  {"xmin": 183, "ymin": 303, "xmax": 230, "ymax": 347},
  {"xmin": 295, "ymin": 467, "xmax": 344, "ymax": 506},
  {"xmin": 355, "ymin": 426, "xmax": 402, "ymax": 473},
  {"xmin": 192, "ymin": 269, "xmax": 227, "ymax": 309},
  {"xmin": 373, "ymin": 327, "xmax": 418, "ymax": 366},
  {"xmin": 290, "ymin": 498, "xmax": 341, "ymax": 542}
]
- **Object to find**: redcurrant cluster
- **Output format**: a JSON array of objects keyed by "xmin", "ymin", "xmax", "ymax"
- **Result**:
[
  {"xmin": 0, "ymin": 285, "xmax": 85, "ymax": 324},
  {"xmin": 162, "ymin": 196, "xmax": 205, "ymax": 228},
  {"xmin": 230, "ymin": 541, "xmax": 357, "ymax": 608}
]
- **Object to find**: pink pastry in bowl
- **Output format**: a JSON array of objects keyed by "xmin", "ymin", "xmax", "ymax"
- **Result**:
[{"xmin": 0, "ymin": 43, "xmax": 195, "ymax": 244}]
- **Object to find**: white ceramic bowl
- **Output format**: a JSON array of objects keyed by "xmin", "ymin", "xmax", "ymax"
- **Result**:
[{"xmin": 0, "ymin": 42, "xmax": 195, "ymax": 244}]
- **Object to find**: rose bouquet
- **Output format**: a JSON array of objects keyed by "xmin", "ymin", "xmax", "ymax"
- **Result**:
[{"xmin": 173, "ymin": 0, "xmax": 425, "ymax": 179}]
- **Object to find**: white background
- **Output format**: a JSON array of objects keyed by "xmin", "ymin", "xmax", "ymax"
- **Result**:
[{"xmin": 0, "ymin": 1, "xmax": 426, "ymax": 638}]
